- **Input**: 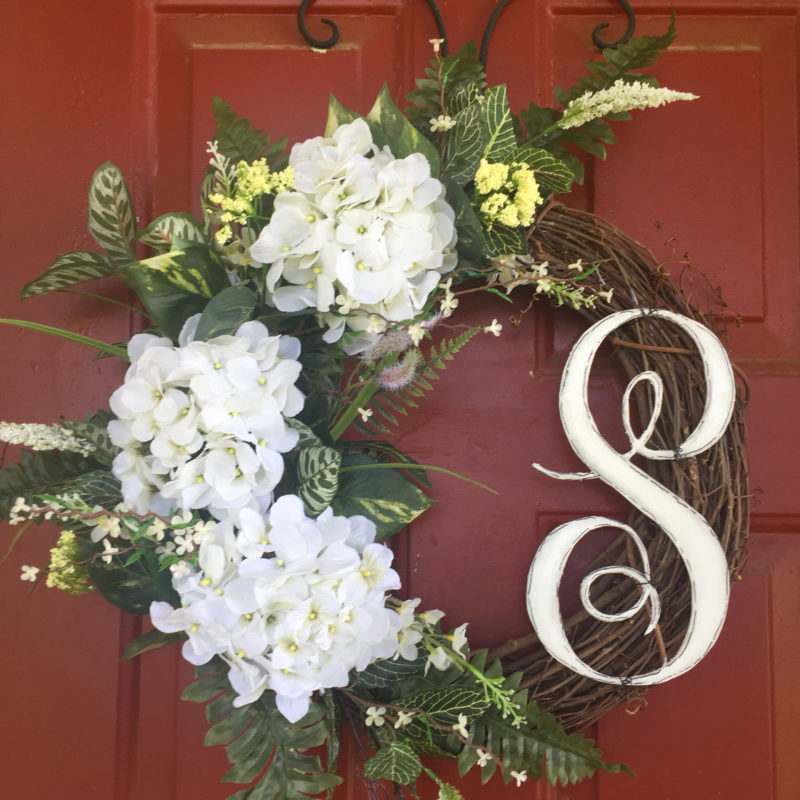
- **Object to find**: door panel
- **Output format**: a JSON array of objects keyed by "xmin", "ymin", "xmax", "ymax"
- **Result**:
[{"xmin": 1, "ymin": 1, "xmax": 798, "ymax": 798}]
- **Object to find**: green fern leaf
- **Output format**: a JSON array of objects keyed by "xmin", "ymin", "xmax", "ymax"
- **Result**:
[{"xmin": 212, "ymin": 96, "xmax": 288, "ymax": 167}]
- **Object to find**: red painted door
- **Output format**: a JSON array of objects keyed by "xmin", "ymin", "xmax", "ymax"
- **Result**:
[{"xmin": 2, "ymin": 1, "xmax": 798, "ymax": 799}]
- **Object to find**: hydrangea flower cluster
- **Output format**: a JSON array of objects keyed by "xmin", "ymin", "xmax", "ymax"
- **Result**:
[
  {"xmin": 150, "ymin": 495, "xmax": 413, "ymax": 722},
  {"xmin": 249, "ymin": 118, "xmax": 458, "ymax": 353},
  {"xmin": 108, "ymin": 318, "xmax": 304, "ymax": 519}
]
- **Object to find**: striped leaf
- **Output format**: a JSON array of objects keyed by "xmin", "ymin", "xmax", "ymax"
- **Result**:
[
  {"xmin": 481, "ymin": 85, "xmax": 517, "ymax": 163},
  {"xmin": 400, "ymin": 687, "xmax": 490, "ymax": 731},
  {"xmin": 356, "ymin": 655, "xmax": 428, "ymax": 688},
  {"xmin": 363, "ymin": 742, "xmax": 421, "ymax": 785},
  {"xmin": 138, "ymin": 212, "xmax": 206, "ymax": 253},
  {"xmin": 297, "ymin": 445, "xmax": 342, "ymax": 516},
  {"xmin": 87, "ymin": 162, "xmax": 137, "ymax": 262},
  {"xmin": 21, "ymin": 251, "xmax": 116, "ymax": 297}
]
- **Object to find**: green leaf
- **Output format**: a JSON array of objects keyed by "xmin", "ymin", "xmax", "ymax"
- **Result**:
[
  {"xmin": 183, "ymin": 679, "xmax": 341, "ymax": 800},
  {"xmin": 122, "ymin": 245, "xmax": 229, "ymax": 340},
  {"xmin": 87, "ymin": 162, "xmax": 137, "ymax": 263},
  {"xmin": 21, "ymin": 251, "xmax": 117, "ymax": 297},
  {"xmin": 61, "ymin": 414, "xmax": 117, "ymax": 465},
  {"xmin": 512, "ymin": 143, "xmax": 574, "ymax": 195},
  {"xmin": 481, "ymin": 85, "xmax": 517, "ymax": 163},
  {"xmin": 212, "ymin": 96, "xmax": 288, "ymax": 167},
  {"xmin": 481, "ymin": 223, "xmax": 527, "ymax": 258},
  {"xmin": 193, "ymin": 284, "xmax": 258, "ymax": 341},
  {"xmin": 356, "ymin": 654, "xmax": 428, "ymax": 689},
  {"xmin": 367, "ymin": 85, "xmax": 440, "ymax": 175},
  {"xmin": 0, "ymin": 448, "xmax": 98, "ymax": 520},
  {"xmin": 122, "ymin": 627, "xmax": 184, "ymax": 660},
  {"xmin": 331, "ymin": 453, "xmax": 433, "ymax": 541},
  {"xmin": 64, "ymin": 469, "xmax": 122, "ymax": 509},
  {"xmin": 324, "ymin": 94, "xmax": 362, "ymax": 136},
  {"xmin": 285, "ymin": 418, "xmax": 322, "ymax": 448},
  {"xmin": 88, "ymin": 547, "xmax": 179, "ymax": 614},
  {"xmin": 296, "ymin": 445, "xmax": 342, "ymax": 516},
  {"xmin": 442, "ymin": 103, "xmax": 485, "ymax": 186},
  {"xmin": 399, "ymin": 686, "xmax": 491, "ymax": 735},
  {"xmin": 0, "ymin": 318, "xmax": 129, "ymax": 361},
  {"xmin": 441, "ymin": 179, "xmax": 483, "ymax": 263},
  {"xmin": 139, "ymin": 212, "xmax": 207, "ymax": 253},
  {"xmin": 363, "ymin": 741, "xmax": 422, "ymax": 785}
]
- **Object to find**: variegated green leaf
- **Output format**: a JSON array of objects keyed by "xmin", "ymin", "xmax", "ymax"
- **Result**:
[
  {"xmin": 21, "ymin": 251, "xmax": 116, "ymax": 297},
  {"xmin": 367, "ymin": 85, "xmax": 440, "ymax": 176},
  {"xmin": 138, "ymin": 212, "xmax": 206, "ymax": 253},
  {"xmin": 332, "ymin": 453, "xmax": 433, "ymax": 541},
  {"xmin": 286, "ymin": 418, "xmax": 322, "ymax": 448},
  {"xmin": 363, "ymin": 741, "xmax": 422, "ymax": 786},
  {"xmin": 297, "ymin": 445, "xmax": 342, "ymax": 516},
  {"xmin": 443, "ymin": 103, "xmax": 484, "ymax": 186},
  {"xmin": 399, "ymin": 686, "xmax": 491, "ymax": 732},
  {"xmin": 481, "ymin": 85, "xmax": 517, "ymax": 163},
  {"xmin": 481, "ymin": 223, "xmax": 527, "ymax": 258},
  {"xmin": 87, "ymin": 162, "xmax": 137, "ymax": 263},
  {"xmin": 122, "ymin": 245, "xmax": 229, "ymax": 340},
  {"xmin": 512, "ymin": 143, "xmax": 574, "ymax": 195},
  {"xmin": 324, "ymin": 95, "xmax": 361, "ymax": 136},
  {"xmin": 356, "ymin": 654, "xmax": 428, "ymax": 688}
]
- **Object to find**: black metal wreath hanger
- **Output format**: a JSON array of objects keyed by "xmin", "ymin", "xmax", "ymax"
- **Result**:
[{"xmin": 296, "ymin": 0, "xmax": 637, "ymax": 63}]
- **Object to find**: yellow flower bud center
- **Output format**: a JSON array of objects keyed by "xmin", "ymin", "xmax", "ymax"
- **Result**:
[
  {"xmin": 356, "ymin": 262, "xmax": 365, "ymax": 271},
  {"xmin": 308, "ymin": 611, "xmax": 317, "ymax": 620},
  {"xmin": 227, "ymin": 447, "xmax": 236, "ymax": 455},
  {"xmin": 214, "ymin": 362, "xmax": 222, "ymax": 370},
  {"xmin": 258, "ymin": 377, "xmax": 266, "ymax": 385},
  {"xmin": 283, "ymin": 245, "xmax": 290, "ymax": 252},
  {"xmin": 313, "ymin": 267, "xmax": 322, "ymax": 274},
  {"xmin": 201, "ymin": 578, "xmax": 212, "ymax": 586},
  {"xmin": 153, "ymin": 390, "xmax": 162, "ymax": 399},
  {"xmin": 306, "ymin": 214, "xmax": 315, "ymax": 222},
  {"xmin": 306, "ymin": 281, "xmax": 315, "ymax": 290}
]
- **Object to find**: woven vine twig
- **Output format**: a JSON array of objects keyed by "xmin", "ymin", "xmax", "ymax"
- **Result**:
[{"xmin": 489, "ymin": 203, "xmax": 749, "ymax": 730}]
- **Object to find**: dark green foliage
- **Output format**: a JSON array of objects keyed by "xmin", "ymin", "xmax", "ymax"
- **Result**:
[
  {"xmin": 121, "ymin": 244, "xmax": 230, "ymax": 340},
  {"xmin": 193, "ymin": 284, "xmax": 259, "ymax": 340},
  {"xmin": 183, "ymin": 665, "xmax": 341, "ymax": 800},
  {"xmin": 519, "ymin": 14, "xmax": 678, "ymax": 183},
  {"xmin": 212, "ymin": 97, "xmax": 288, "ymax": 168},
  {"xmin": 332, "ymin": 452, "xmax": 433, "ymax": 541},
  {"xmin": 0, "ymin": 448, "xmax": 98, "ymax": 520}
]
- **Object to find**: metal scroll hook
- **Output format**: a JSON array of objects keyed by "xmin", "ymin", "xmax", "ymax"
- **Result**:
[
  {"xmin": 592, "ymin": 0, "xmax": 637, "ymax": 49},
  {"xmin": 297, "ymin": 0, "xmax": 340, "ymax": 49}
]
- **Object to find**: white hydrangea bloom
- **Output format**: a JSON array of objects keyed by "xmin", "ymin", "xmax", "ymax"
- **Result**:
[
  {"xmin": 108, "ymin": 318, "xmax": 304, "ymax": 518},
  {"xmin": 150, "ymin": 495, "xmax": 411, "ymax": 722},
  {"xmin": 559, "ymin": 79, "xmax": 698, "ymax": 130},
  {"xmin": 249, "ymin": 118, "xmax": 458, "ymax": 353}
]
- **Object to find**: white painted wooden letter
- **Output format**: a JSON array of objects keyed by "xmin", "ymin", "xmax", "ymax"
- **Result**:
[{"xmin": 528, "ymin": 309, "xmax": 735, "ymax": 685}]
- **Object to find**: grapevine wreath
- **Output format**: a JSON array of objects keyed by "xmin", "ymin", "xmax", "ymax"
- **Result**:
[{"xmin": 1, "ymin": 18, "xmax": 748, "ymax": 800}]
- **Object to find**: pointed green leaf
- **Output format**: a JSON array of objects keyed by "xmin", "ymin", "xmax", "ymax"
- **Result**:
[
  {"xmin": 512, "ymin": 143, "xmax": 574, "ymax": 195},
  {"xmin": 356, "ymin": 654, "xmax": 428, "ymax": 688},
  {"xmin": 441, "ymin": 179, "xmax": 483, "ymax": 262},
  {"xmin": 363, "ymin": 741, "xmax": 422, "ymax": 785},
  {"xmin": 122, "ymin": 628, "xmax": 184, "ymax": 660},
  {"xmin": 481, "ymin": 85, "xmax": 517, "ymax": 163},
  {"xmin": 87, "ymin": 162, "xmax": 137, "ymax": 263},
  {"xmin": 212, "ymin": 96, "xmax": 287, "ymax": 167},
  {"xmin": 442, "ymin": 103, "xmax": 485, "ymax": 186},
  {"xmin": 121, "ymin": 245, "xmax": 229, "ymax": 340},
  {"xmin": 324, "ymin": 94, "xmax": 362, "ymax": 136},
  {"xmin": 367, "ymin": 85, "xmax": 440, "ymax": 175},
  {"xmin": 296, "ymin": 445, "xmax": 342, "ymax": 516},
  {"xmin": 21, "ymin": 251, "xmax": 117, "ymax": 297},
  {"xmin": 332, "ymin": 453, "xmax": 433, "ymax": 541},
  {"xmin": 193, "ymin": 284, "xmax": 258, "ymax": 341},
  {"xmin": 481, "ymin": 223, "xmax": 527, "ymax": 257},
  {"xmin": 285, "ymin": 417, "xmax": 322, "ymax": 448},
  {"xmin": 64, "ymin": 469, "xmax": 122, "ymax": 509},
  {"xmin": 139, "ymin": 212, "xmax": 207, "ymax": 253}
]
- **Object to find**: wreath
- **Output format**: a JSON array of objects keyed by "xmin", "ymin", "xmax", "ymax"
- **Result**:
[{"xmin": 1, "ymin": 18, "xmax": 748, "ymax": 799}]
